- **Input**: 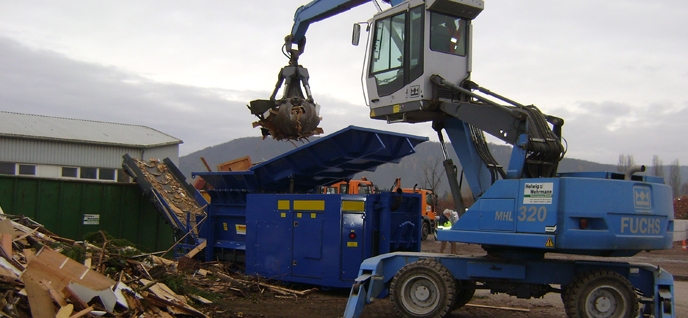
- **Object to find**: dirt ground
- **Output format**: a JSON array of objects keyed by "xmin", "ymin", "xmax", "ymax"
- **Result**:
[{"xmin": 199, "ymin": 239, "xmax": 688, "ymax": 318}]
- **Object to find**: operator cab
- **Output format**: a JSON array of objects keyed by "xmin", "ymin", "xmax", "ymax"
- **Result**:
[{"xmin": 364, "ymin": 0, "xmax": 484, "ymax": 123}]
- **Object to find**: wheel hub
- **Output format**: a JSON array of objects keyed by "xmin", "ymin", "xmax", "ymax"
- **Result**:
[
  {"xmin": 586, "ymin": 286, "xmax": 623, "ymax": 318},
  {"xmin": 401, "ymin": 276, "xmax": 440, "ymax": 314},
  {"xmin": 413, "ymin": 285, "xmax": 431, "ymax": 302},
  {"xmin": 594, "ymin": 296, "xmax": 612, "ymax": 313}
]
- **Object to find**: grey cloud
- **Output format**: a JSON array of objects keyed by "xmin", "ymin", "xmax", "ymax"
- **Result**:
[
  {"xmin": 0, "ymin": 37, "xmax": 257, "ymax": 155},
  {"xmin": 551, "ymin": 100, "xmax": 688, "ymax": 165},
  {"xmin": 2, "ymin": 32, "xmax": 685, "ymax": 166}
]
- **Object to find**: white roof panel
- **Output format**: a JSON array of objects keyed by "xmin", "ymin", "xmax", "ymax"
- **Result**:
[{"xmin": 0, "ymin": 111, "xmax": 182, "ymax": 148}]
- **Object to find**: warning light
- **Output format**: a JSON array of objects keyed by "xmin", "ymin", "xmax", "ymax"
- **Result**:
[
  {"xmin": 579, "ymin": 218, "xmax": 588, "ymax": 229},
  {"xmin": 348, "ymin": 232, "xmax": 357, "ymax": 240}
]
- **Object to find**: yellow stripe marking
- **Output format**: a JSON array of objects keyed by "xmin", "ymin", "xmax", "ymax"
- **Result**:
[
  {"xmin": 342, "ymin": 200, "xmax": 365, "ymax": 211},
  {"xmin": 294, "ymin": 200, "xmax": 325, "ymax": 211},
  {"xmin": 278, "ymin": 200, "xmax": 290, "ymax": 210}
]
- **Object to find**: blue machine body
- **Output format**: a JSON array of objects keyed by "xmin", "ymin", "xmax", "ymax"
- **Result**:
[
  {"xmin": 245, "ymin": 192, "xmax": 421, "ymax": 288},
  {"xmin": 438, "ymin": 172, "xmax": 675, "ymax": 257},
  {"xmin": 341, "ymin": 171, "xmax": 677, "ymax": 317},
  {"xmin": 192, "ymin": 126, "xmax": 428, "ymax": 288}
]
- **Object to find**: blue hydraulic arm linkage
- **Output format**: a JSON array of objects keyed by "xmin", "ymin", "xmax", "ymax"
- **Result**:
[{"xmin": 289, "ymin": 0, "xmax": 404, "ymax": 48}]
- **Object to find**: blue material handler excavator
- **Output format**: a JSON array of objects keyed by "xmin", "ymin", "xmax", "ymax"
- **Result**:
[{"xmin": 248, "ymin": 1, "xmax": 676, "ymax": 317}]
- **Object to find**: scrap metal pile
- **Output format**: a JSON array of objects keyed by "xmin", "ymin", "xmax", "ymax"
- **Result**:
[{"xmin": 0, "ymin": 212, "xmax": 316, "ymax": 317}]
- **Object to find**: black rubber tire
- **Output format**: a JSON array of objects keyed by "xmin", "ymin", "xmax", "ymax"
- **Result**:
[
  {"xmin": 421, "ymin": 222, "xmax": 430, "ymax": 241},
  {"xmin": 450, "ymin": 280, "xmax": 476, "ymax": 310},
  {"xmin": 390, "ymin": 259, "xmax": 456, "ymax": 318},
  {"xmin": 563, "ymin": 270, "xmax": 639, "ymax": 318}
]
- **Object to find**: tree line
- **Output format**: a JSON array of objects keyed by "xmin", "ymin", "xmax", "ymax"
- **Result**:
[{"xmin": 617, "ymin": 154, "xmax": 685, "ymax": 198}]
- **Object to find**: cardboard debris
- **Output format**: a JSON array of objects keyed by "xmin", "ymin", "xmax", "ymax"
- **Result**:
[{"xmin": 67, "ymin": 281, "xmax": 117, "ymax": 313}]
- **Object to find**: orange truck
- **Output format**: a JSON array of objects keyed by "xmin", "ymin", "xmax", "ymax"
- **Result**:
[
  {"xmin": 321, "ymin": 177, "xmax": 375, "ymax": 194},
  {"xmin": 392, "ymin": 178, "xmax": 438, "ymax": 241},
  {"xmin": 321, "ymin": 177, "xmax": 437, "ymax": 240},
  {"xmin": 194, "ymin": 156, "xmax": 253, "ymax": 202}
]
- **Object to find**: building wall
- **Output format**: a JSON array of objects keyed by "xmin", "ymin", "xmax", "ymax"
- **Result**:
[{"xmin": 0, "ymin": 137, "xmax": 179, "ymax": 182}]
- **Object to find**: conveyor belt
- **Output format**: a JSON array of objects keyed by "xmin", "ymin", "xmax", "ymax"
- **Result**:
[{"xmin": 194, "ymin": 125, "xmax": 428, "ymax": 193}]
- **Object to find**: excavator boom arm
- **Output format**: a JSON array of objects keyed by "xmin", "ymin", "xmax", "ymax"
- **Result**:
[{"xmin": 290, "ymin": 0, "xmax": 404, "ymax": 45}]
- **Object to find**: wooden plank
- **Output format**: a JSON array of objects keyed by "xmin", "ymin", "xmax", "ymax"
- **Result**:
[
  {"xmin": 187, "ymin": 293, "xmax": 212, "ymax": 304},
  {"xmin": 0, "ymin": 259, "xmax": 19, "ymax": 279},
  {"xmin": 465, "ymin": 303, "xmax": 530, "ymax": 312},
  {"xmin": 55, "ymin": 304, "xmax": 73, "ymax": 318},
  {"xmin": 140, "ymin": 279, "xmax": 186, "ymax": 304},
  {"xmin": 0, "ymin": 219, "xmax": 14, "ymax": 235},
  {"xmin": 68, "ymin": 306, "xmax": 94, "ymax": 318},
  {"xmin": 23, "ymin": 273, "xmax": 56, "ymax": 318},
  {"xmin": 13, "ymin": 227, "xmax": 39, "ymax": 242},
  {"xmin": 23, "ymin": 248, "xmax": 35, "ymax": 263},
  {"xmin": 21, "ymin": 246, "xmax": 115, "ymax": 293},
  {"xmin": 122, "ymin": 288, "xmax": 145, "ymax": 313},
  {"xmin": 0, "ymin": 219, "xmax": 14, "ymax": 256},
  {"xmin": 151, "ymin": 255, "xmax": 175, "ymax": 266},
  {"xmin": 184, "ymin": 240, "xmax": 207, "ymax": 258},
  {"xmin": 39, "ymin": 279, "xmax": 68, "ymax": 306}
]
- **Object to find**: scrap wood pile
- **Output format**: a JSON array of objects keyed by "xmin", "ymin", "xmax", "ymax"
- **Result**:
[
  {"xmin": 0, "ymin": 212, "xmax": 317, "ymax": 318},
  {"xmin": 127, "ymin": 158, "xmax": 206, "ymax": 227}
]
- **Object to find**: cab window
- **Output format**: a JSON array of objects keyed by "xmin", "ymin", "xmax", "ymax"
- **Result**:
[
  {"xmin": 369, "ymin": 6, "xmax": 424, "ymax": 97},
  {"xmin": 430, "ymin": 11, "xmax": 466, "ymax": 56}
]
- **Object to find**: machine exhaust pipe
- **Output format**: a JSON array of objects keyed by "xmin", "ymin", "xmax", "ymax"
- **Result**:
[{"xmin": 625, "ymin": 165, "xmax": 646, "ymax": 180}]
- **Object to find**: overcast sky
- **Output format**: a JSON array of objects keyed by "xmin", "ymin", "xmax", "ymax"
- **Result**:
[{"xmin": 1, "ymin": 0, "xmax": 686, "ymax": 166}]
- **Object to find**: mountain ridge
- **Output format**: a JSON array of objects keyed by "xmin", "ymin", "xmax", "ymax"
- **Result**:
[{"xmin": 178, "ymin": 135, "xmax": 687, "ymax": 196}]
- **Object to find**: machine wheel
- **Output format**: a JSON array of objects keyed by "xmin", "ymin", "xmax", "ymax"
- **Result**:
[
  {"xmin": 390, "ymin": 259, "xmax": 456, "ymax": 318},
  {"xmin": 450, "ymin": 280, "xmax": 476, "ymax": 310},
  {"xmin": 421, "ymin": 221, "xmax": 430, "ymax": 241},
  {"xmin": 563, "ymin": 270, "xmax": 638, "ymax": 318}
]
